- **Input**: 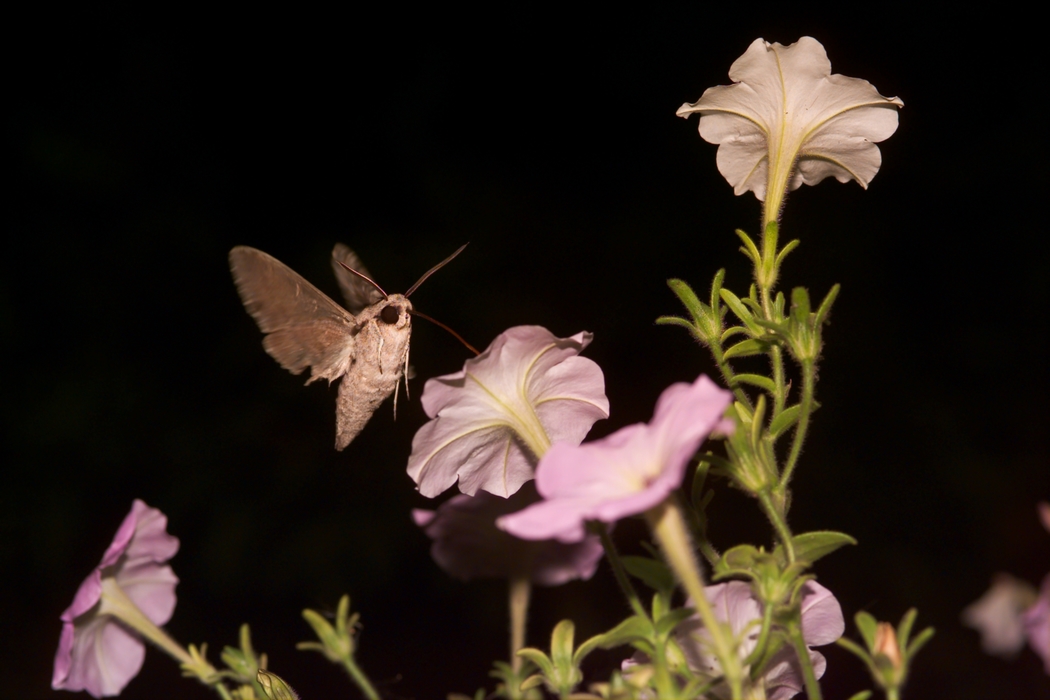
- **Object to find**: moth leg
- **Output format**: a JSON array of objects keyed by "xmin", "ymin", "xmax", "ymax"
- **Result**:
[
  {"xmin": 392, "ymin": 373, "xmax": 399, "ymax": 421},
  {"xmin": 376, "ymin": 335, "xmax": 386, "ymax": 374},
  {"xmin": 402, "ymin": 343, "xmax": 411, "ymax": 401}
]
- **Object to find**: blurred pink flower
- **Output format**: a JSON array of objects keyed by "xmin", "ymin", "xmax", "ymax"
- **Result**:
[
  {"xmin": 1023, "ymin": 574, "xmax": 1050, "ymax": 674},
  {"xmin": 407, "ymin": 326, "xmax": 609, "ymax": 498},
  {"xmin": 413, "ymin": 483, "xmax": 603, "ymax": 585},
  {"xmin": 499, "ymin": 374, "xmax": 731, "ymax": 543},
  {"xmin": 675, "ymin": 581, "xmax": 844, "ymax": 700},
  {"xmin": 52, "ymin": 500, "xmax": 179, "ymax": 698},
  {"xmin": 962, "ymin": 573, "xmax": 1036, "ymax": 657}
]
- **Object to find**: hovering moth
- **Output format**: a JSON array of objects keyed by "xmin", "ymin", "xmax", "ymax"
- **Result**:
[{"xmin": 229, "ymin": 243, "xmax": 466, "ymax": 450}]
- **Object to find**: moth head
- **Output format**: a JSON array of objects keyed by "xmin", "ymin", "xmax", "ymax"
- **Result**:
[{"xmin": 379, "ymin": 294, "xmax": 412, "ymax": 328}]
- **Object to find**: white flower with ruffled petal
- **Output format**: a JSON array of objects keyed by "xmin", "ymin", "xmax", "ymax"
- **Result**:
[{"xmin": 678, "ymin": 37, "xmax": 902, "ymax": 224}]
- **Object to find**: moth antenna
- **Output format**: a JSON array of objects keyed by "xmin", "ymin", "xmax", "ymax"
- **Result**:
[
  {"xmin": 405, "ymin": 243, "xmax": 469, "ymax": 298},
  {"xmin": 336, "ymin": 261, "xmax": 389, "ymax": 298},
  {"xmin": 410, "ymin": 309, "xmax": 480, "ymax": 356}
]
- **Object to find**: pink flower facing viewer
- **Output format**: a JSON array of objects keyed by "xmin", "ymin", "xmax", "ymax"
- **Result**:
[
  {"xmin": 413, "ymin": 483, "xmax": 604, "ymax": 586},
  {"xmin": 961, "ymin": 573, "xmax": 1037, "ymax": 657},
  {"xmin": 673, "ymin": 581, "xmax": 844, "ymax": 700},
  {"xmin": 500, "ymin": 374, "xmax": 732, "ymax": 543},
  {"xmin": 53, "ymin": 499, "xmax": 182, "ymax": 698},
  {"xmin": 407, "ymin": 326, "xmax": 609, "ymax": 498}
]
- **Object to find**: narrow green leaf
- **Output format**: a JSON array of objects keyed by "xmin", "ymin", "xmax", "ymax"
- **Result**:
[
  {"xmin": 815, "ymin": 284, "xmax": 841, "ymax": 326},
  {"xmin": 905, "ymin": 626, "xmax": 935, "ymax": 660},
  {"xmin": 720, "ymin": 325, "xmax": 748, "ymax": 342},
  {"xmin": 576, "ymin": 616, "xmax": 652, "ymax": 658},
  {"xmin": 775, "ymin": 239, "xmax": 801, "ymax": 269},
  {"xmin": 723, "ymin": 338, "xmax": 767, "ymax": 360},
  {"xmin": 733, "ymin": 373, "xmax": 776, "ymax": 393},
  {"xmin": 719, "ymin": 289, "xmax": 756, "ymax": 328},
  {"xmin": 897, "ymin": 608, "xmax": 918, "ymax": 648},
  {"xmin": 836, "ymin": 637, "xmax": 871, "ymax": 663},
  {"xmin": 621, "ymin": 556, "xmax": 675, "ymax": 594},
  {"xmin": 790, "ymin": 287, "xmax": 812, "ymax": 319},
  {"xmin": 517, "ymin": 649, "xmax": 554, "ymax": 678},
  {"xmin": 776, "ymin": 531, "xmax": 857, "ymax": 566},
  {"xmin": 653, "ymin": 608, "xmax": 694, "ymax": 638},
  {"xmin": 854, "ymin": 612, "xmax": 878, "ymax": 650},
  {"xmin": 550, "ymin": 620, "xmax": 576, "ymax": 667},
  {"xmin": 734, "ymin": 229, "xmax": 761, "ymax": 266},
  {"xmin": 768, "ymin": 404, "xmax": 801, "ymax": 439},
  {"xmin": 520, "ymin": 674, "xmax": 546, "ymax": 691},
  {"xmin": 845, "ymin": 692, "xmax": 873, "ymax": 700},
  {"xmin": 655, "ymin": 315, "xmax": 697, "ymax": 331},
  {"xmin": 667, "ymin": 279, "xmax": 707, "ymax": 322}
]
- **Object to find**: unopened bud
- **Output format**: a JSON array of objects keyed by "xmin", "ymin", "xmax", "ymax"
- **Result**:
[{"xmin": 873, "ymin": 622, "xmax": 902, "ymax": 669}]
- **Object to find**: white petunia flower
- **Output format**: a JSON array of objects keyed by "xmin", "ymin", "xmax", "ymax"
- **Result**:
[{"xmin": 678, "ymin": 37, "xmax": 903, "ymax": 224}]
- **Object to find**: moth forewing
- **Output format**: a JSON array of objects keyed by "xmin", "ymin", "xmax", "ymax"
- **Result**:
[{"xmin": 231, "ymin": 244, "xmax": 455, "ymax": 451}]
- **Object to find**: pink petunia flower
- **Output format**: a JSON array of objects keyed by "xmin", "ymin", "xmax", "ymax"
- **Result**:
[
  {"xmin": 413, "ymin": 483, "xmax": 603, "ymax": 586},
  {"xmin": 961, "ymin": 573, "xmax": 1036, "ymax": 657},
  {"xmin": 1023, "ymin": 573, "xmax": 1050, "ymax": 674},
  {"xmin": 499, "ymin": 374, "xmax": 731, "ymax": 543},
  {"xmin": 673, "ymin": 580, "xmax": 844, "ymax": 700},
  {"xmin": 407, "ymin": 326, "xmax": 609, "ymax": 498},
  {"xmin": 53, "ymin": 500, "xmax": 180, "ymax": 698}
]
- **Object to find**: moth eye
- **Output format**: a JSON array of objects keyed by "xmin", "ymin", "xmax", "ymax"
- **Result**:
[{"xmin": 380, "ymin": 305, "xmax": 401, "ymax": 324}]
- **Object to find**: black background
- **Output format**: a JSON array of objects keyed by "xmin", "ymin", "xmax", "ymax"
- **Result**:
[{"xmin": 8, "ymin": 5, "xmax": 1049, "ymax": 699}]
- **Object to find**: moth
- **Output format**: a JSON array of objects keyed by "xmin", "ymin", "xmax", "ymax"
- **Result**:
[{"xmin": 229, "ymin": 243, "xmax": 466, "ymax": 450}]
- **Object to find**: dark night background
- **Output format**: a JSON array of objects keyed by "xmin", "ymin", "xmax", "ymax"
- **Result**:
[{"xmin": 7, "ymin": 6, "xmax": 1049, "ymax": 700}]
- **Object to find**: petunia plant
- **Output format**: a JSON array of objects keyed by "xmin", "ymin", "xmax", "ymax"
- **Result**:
[{"xmin": 50, "ymin": 35, "xmax": 952, "ymax": 700}]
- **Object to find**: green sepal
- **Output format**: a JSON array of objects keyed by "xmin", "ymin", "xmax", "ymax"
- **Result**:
[
  {"xmin": 519, "ymin": 673, "xmax": 546, "ymax": 691},
  {"xmin": 713, "ymin": 544, "xmax": 763, "ymax": 580},
  {"xmin": 768, "ymin": 404, "xmax": 801, "ymax": 440},
  {"xmin": 906, "ymin": 626, "xmax": 935, "ymax": 660},
  {"xmin": 775, "ymin": 239, "xmax": 800, "ymax": 269},
  {"xmin": 732, "ymin": 373, "xmax": 776, "ymax": 393},
  {"xmin": 896, "ymin": 607, "xmax": 917, "ymax": 648},
  {"xmin": 621, "ymin": 555, "xmax": 675, "ymax": 596},
  {"xmin": 257, "ymin": 670, "xmax": 299, "ymax": 700},
  {"xmin": 221, "ymin": 624, "xmax": 264, "ymax": 683},
  {"xmin": 550, "ymin": 619, "xmax": 575, "ymax": 668},
  {"xmin": 773, "ymin": 531, "xmax": 857, "ymax": 567}
]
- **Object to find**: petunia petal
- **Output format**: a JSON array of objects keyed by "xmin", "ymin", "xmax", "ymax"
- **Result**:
[
  {"xmin": 798, "ymin": 581, "xmax": 845, "ymax": 646},
  {"xmin": 408, "ymin": 326, "xmax": 608, "ymax": 498}
]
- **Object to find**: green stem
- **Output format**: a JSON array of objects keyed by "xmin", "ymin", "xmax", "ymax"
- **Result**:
[
  {"xmin": 757, "ymin": 491, "xmax": 795, "ymax": 564},
  {"xmin": 886, "ymin": 688, "xmax": 900, "ymax": 700},
  {"xmin": 645, "ymin": 499, "xmax": 743, "ymax": 700},
  {"xmin": 509, "ymin": 576, "xmax": 531, "ymax": 673},
  {"xmin": 341, "ymin": 654, "xmax": 381, "ymax": 700},
  {"xmin": 778, "ymin": 359, "xmax": 815, "ymax": 492},
  {"xmin": 786, "ymin": 619, "xmax": 822, "ymax": 700},
  {"xmin": 710, "ymin": 340, "xmax": 754, "ymax": 412},
  {"xmin": 742, "ymin": 600, "xmax": 775, "ymax": 670},
  {"xmin": 597, "ymin": 524, "xmax": 649, "ymax": 620}
]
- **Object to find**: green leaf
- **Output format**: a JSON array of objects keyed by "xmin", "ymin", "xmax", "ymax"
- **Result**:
[
  {"xmin": 653, "ymin": 608, "xmax": 694, "ymax": 638},
  {"xmin": 550, "ymin": 619, "xmax": 576, "ymax": 667},
  {"xmin": 723, "ymin": 338, "xmax": 767, "ymax": 360},
  {"xmin": 719, "ymin": 289, "xmax": 757, "ymax": 329},
  {"xmin": 854, "ymin": 612, "xmax": 878, "ymax": 650},
  {"xmin": 774, "ymin": 239, "xmax": 800, "ymax": 269},
  {"xmin": 815, "ymin": 284, "xmax": 841, "ymax": 326},
  {"xmin": 621, "ymin": 556, "xmax": 675, "ymax": 594},
  {"xmin": 768, "ymin": 404, "xmax": 801, "ymax": 439},
  {"xmin": 655, "ymin": 315, "xmax": 696, "ymax": 331},
  {"xmin": 775, "ymin": 531, "xmax": 857, "ymax": 566},
  {"xmin": 836, "ymin": 637, "xmax": 871, "ymax": 664},
  {"xmin": 667, "ymin": 279, "xmax": 707, "ymax": 322},
  {"xmin": 714, "ymin": 544, "xmax": 762, "ymax": 578},
  {"xmin": 906, "ymin": 626, "xmax": 935, "ymax": 660},
  {"xmin": 577, "ymin": 616, "xmax": 652, "ymax": 658},
  {"xmin": 516, "ymin": 649, "xmax": 554, "ymax": 678},
  {"xmin": 845, "ymin": 692, "xmax": 873, "ymax": 700},
  {"xmin": 897, "ymin": 608, "xmax": 917, "ymax": 648},
  {"xmin": 732, "ymin": 373, "xmax": 776, "ymax": 393},
  {"xmin": 734, "ymin": 229, "xmax": 761, "ymax": 266}
]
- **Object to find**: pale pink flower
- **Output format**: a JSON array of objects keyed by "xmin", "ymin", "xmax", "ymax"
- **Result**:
[
  {"xmin": 675, "ymin": 581, "xmax": 844, "ymax": 700},
  {"xmin": 52, "ymin": 500, "xmax": 179, "ymax": 698},
  {"xmin": 677, "ymin": 37, "xmax": 902, "ymax": 221},
  {"xmin": 413, "ymin": 483, "xmax": 603, "ymax": 585},
  {"xmin": 1023, "ymin": 574, "xmax": 1050, "ymax": 674},
  {"xmin": 407, "ymin": 326, "xmax": 609, "ymax": 498},
  {"xmin": 962, "ymin": 573, "xmax": 1036, "ymax": 657},
  {"xmin": 499, "ymin": 374, "xmax": 731, "ymax": 543}
]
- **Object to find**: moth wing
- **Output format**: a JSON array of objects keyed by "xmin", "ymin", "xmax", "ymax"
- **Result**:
[
  {"xmin": 331, "ymin": 243, "xmax": 385, "ymax": 314},
  {"xmin": 230, "ymin": 246, "xmax": 356, "ymax": 384}
]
